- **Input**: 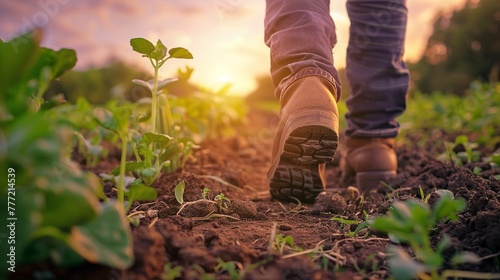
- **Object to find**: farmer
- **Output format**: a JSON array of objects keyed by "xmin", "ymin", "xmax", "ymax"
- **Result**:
[{"xmin": 265, "ymin": 0, "xmax": 409, "ymax": 202}]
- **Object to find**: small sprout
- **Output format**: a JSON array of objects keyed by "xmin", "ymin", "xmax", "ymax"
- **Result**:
[
  {"xmin": 202, "ymin": 187, "xmax": 211, "ymax": 199},
  {"xmin": 175, "ymin": 181, "xmax": 185, "ymax": 205},
  {"xmin": 162, "ymin": 263, "xmax": 183, "ymax": 280}
]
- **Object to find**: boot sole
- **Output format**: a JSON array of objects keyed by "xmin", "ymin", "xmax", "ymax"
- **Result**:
[
  {"xmin": 269, "ymin": 109, "xmax": 339, "ymax": 202},
  {"xmin": 269, "ymin": 161, "xmax": 326, "ymax": 202}
]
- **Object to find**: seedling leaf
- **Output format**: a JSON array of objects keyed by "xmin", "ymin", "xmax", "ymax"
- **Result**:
[
  {"xmin": 451, "ymin": 252, "xmax": 481, "ymax": 265},
  {"xmin": 93, "ymin": 108, "xmax": 119, "ymax": 132},
  {"xmin": 353, "ymin": 220, "xmax": 372, "ymax": 236},
  {"xmin": 132, "ymin": 79, "xmax": 152, "ymax": 91},
  {"xmin": 150, "ymin": 39, "xmax": 168, "ymax": 61},
  {"xmin": 157, "ymin": 77, "xmax": 179, "ymax": 90},
  {"xmin": 168, "ymin": 47, "xmax": 193, "ymax": 59},
  {"xmin": 130, "ymin": 37, "xmax": 155, "ymax": 56},
  {"xmin": 69, "ymin": 202, "xmax": 133, "ymax": 269},
  {"xmin": 175, "ymin": 181, "xmax": 185, "ymax": 204},
  {"xmin": 435, "ymin": 189, "xmax": 454, "ymax": 201},
  {"xmin": 41, "ymin": 182, "xmax": 101, "ymax": 229},
  {"xmin": 492, "ymin": 154, "xmax": 500, "ymax": 165},
  {"xmin": 454, "ymin": 135, "xmax": 468, "ymax": 145},
  {"xmin": 388, "ymin": 247, "xmax": 427, "ymax": 280},
  {"xmin": 127, "ymin": 183, "xmax": 158, "ymax": 202},
  {"xmin": 331, "ymin": 217, "xmax": 359, "ymax": 225},
  {"xmin": 142, "ymin": 132, "xmax": 173, "ymax": 145},
  {"xmin": 51, "ymin": 48, "xmax": 77, "ymax": 78},
  {"xmin": 110, "ymin": 161, "xmax": 144, "ymax": 175}
]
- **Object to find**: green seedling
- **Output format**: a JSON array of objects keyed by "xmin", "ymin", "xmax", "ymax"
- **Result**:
[
  {"xmin": 130, "ymin": 37, "xmax": 192, "ymax": 135},
  {"xmin": 74, "ymin": 131, "xmax": 108, "ymax": 167},
  {"xmin": 162, "ymin": 263, "xmax": 183, "ymax": 280},
  {"xmin": 215, "ymin": 258, "xmax": 244, "ymax": 280},
  {"xmin": 272, "ymin": 234, "xmax": 297, "ymax": 255},
  {"xmin": 174, "ymin": 181, "xmax": 185, "ymax": 204},
  {"xmin": 419, "ymin": 186, "xmax": 432, "ymax": 204},
  {"xmin": 331, "ymin": 216, "xmax": 360, "ymax": 237},
  {"xmin": 202, "ymin": 187, "xmax": 211, "ymax": 200},
  {"xmin": 130, "ymin": 38, "xmax": 194, "ymax": 172},
  {"xmin": 94, "ymin": 107, "xmax": 157, "ymax": 211},
  {"xmin": 446, "ymin": 135, "xmax": 481, "ymax": 165},
  {"xmin": 214, "ymin": 193, "xmax": 231, "ymax": 212},
  {"xmin": 190, "ymin": 264, "xmax": 216, "ymax": 280},
  {"xmin": 370, "ymin": 189, "xmax": 486, "ymax": 280}
]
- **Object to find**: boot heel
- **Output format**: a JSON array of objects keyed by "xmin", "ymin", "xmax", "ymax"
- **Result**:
[{"xmin": 356, "ymin": 171, "xmax": 397, "ymax": 191}]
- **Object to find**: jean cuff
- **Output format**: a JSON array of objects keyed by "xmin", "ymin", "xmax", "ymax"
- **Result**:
[
  {"xmin": 346, "ymin": 127, "xmax": 400, "ymax": 138},
  {"xmin": 277, "ymin": 67, "xmax": 341, "ymax": 102}
]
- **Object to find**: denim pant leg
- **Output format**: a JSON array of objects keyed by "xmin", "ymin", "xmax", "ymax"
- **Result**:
[
  {"xmin": 264, "ymin": 0, "xmax": 341, "ymax": 101},
  {"xmin": 345, "ymin": 0, "xmax": 410, "ymax": 138}
]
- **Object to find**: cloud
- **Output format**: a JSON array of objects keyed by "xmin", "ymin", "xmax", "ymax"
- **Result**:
[{"xmin": 0, "ymin": 0, "xmax": 468, "ymax": 95}]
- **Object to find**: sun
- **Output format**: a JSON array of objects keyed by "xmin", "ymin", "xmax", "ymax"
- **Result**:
[{"xmin": 219, "ymin": 74, "xmax": 231, "ymax": 84}]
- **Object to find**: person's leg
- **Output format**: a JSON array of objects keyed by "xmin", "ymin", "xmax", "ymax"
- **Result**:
[
  {"xmin": 343, "ymin": 0, "xmax": 409, "ymax": 190},
  {"xmin": 345, "ymin": 0, "xmax": 409, "ymax": 138},
  {"xmin": 264, "ymin": 0, "xmax": 340, "ymax": 101},
  {"xmin": 265, "ymin": 0, "xmax": 341, "ymax": 202}
]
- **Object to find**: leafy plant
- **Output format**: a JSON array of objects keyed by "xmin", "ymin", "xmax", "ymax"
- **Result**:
[
  {"xmin": 370, "ymin": 190, "xmax": 482, "ymax": 280},
  {"xmin": 272, "ymin": 234, "xmax": 298, "ymax": 255},
  {"xmin": 130, "ymin": 38, "xmax": 194, "ymax": 173},
  {"xmin": 399, "ymin": 82, "xmax": 500, "ymax": 149},
  {"xmin": 74, "ymin": 131, "xmax": 108, "ymax": 167},
  {"xmin": 94, "ymin": 107, "xmax": 158, "ymax": 211},
  {"xmin": 0, "ymin": 31, "xmax": 132, "ymax": 271},
  {"xmin": 441, "ymin": 135, "xmax": 481, "ymax": 166},
  {"xmin": 130, "ymin": 37, "xmax": 192, "ymax": 135},
  {"xmin": 214, "ymin": 193, "xmax": 231, "ymax": 212},
  {"xmin": 202, "ymin": 187, "xmax": 211, "ymax": 200}
]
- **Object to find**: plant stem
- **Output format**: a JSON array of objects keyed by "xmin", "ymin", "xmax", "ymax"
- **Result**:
[
  {"xmin": 151, "ymin": 60, "xmax": 159, "ymax": 134},
  {"xmin": 117, "ymin": 133, "xmax": 128, "ymax": 206}
]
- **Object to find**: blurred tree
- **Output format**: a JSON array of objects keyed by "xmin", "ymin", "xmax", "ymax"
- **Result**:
[{"xmin": 411, "ymin": 0, "xmax": 500, "ymax": 95}]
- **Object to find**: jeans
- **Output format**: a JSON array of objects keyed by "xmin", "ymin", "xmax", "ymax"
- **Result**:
[{"xmin": 264, "ymin": 0, "xmax": 409, "ymax": 138}]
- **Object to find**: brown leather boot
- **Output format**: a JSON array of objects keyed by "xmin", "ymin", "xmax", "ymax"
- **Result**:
[
  {"xmin": 340, "ymin": 137, "xmax": 397, "ymax": 191},
  {"xmin": 268, "ymin": 76, "xmax": 339, "ymax": 202}
]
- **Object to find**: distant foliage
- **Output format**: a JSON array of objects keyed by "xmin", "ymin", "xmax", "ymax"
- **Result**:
[{"xmin": 410, "ymin": 0, "xmax": 500, "ymax": 95}]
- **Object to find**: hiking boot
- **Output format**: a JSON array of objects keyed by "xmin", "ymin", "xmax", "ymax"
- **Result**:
[
  {"xmin": 268, "ymin": 76, "xmax": 339, "ymax": 202},
  {"xmin": 340, "ymin": 137, "xmax": 397, "ymax": 191}
]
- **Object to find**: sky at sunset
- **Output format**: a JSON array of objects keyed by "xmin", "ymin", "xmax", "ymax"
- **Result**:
[{"xmin": 0, "ymin": 0, "xmax": 467, "ymax": 95}]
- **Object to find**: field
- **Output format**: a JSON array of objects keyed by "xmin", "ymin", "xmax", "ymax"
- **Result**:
[{"xmin": 2, "ymin": 33, "xmax": 500, "ymax": 280}]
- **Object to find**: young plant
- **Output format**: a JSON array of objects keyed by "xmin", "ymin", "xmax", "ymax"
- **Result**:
[
  {"xmin": 94, "ymin": 107, "xmax": 157, "ymax": 211},
  {"xmin": 214, "ymin": 192, "xmax": 231, "ymax": 212},
  {"xmin": 442, "ymin": 135, "xmax": 481, "ymax": 166},
  {"xmin": 130, "ymin": 37, "xmax": 192, "ymax": 135},
  {"xmin": 74, "ymin": 131, "xmax": 108, "ymax": 167},
  {"xmin": 275, "ymin": 234, "xmax": 294, "ymax": 255},
  {"xmin": 162, "ymin": 263, "xmax": 183, "ymax": 280},
  {"xmin": 370, "ymin": 190, "xmax": 482, "ymax": 280},
  {"xmin": 215, "ymin": 258, "xmax": 245, "ymax": 280},
  {"xmin": 130, "ymin": 38, "xmax": 193, "ymax": 172}
]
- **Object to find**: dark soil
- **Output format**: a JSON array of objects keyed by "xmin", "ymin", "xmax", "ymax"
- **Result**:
[{"xmin": 16, "ymin": 109, "xmax": 500, "ymax": 279}]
